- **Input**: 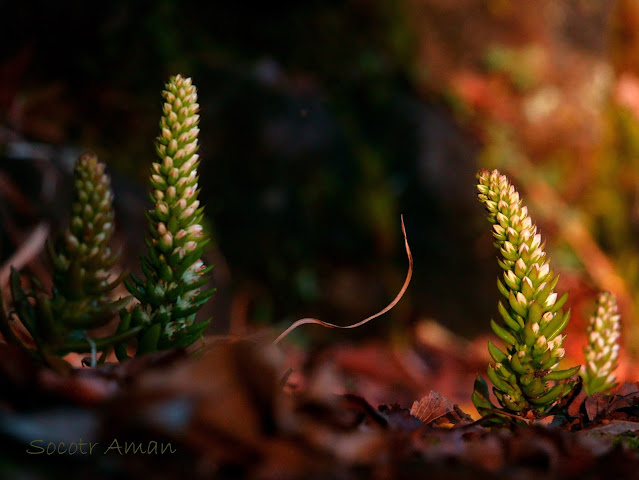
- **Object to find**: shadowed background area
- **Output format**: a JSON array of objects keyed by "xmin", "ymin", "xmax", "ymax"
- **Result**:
[{"xmin": 3, "ymin": 0, "xmax": 639, "ymax": 362}]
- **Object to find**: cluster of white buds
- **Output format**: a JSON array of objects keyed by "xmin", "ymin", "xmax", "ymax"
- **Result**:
[
  {"xmin": 581, "ymin": 291, "xmax": 621, "ymax": 394},
  {"xmin": 473, "ymin": 170, "xmax": 579, "ymax": 418}
]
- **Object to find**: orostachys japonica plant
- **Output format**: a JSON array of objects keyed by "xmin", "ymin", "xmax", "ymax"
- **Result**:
[
  {"xmin": 0, "ymin": 153, "xmax": 139, "ymax": 366},
  {"xmin": 472, "ymin": 169, "xmax": 580, "ymax": 420},
  {"xmin": 117, "ymin": 74, "xmax": 213, "ymax": 358},
  {"xmin": 581, "ymin": 291, "xmax": 621, "ymax": 395}
]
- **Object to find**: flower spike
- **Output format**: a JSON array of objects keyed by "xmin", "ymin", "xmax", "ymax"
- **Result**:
[
  {"xmin": 51, "ymin": 152, "xmax": 120, "ymax": 300},
  {"xmin": 123, "ymin": 74, "xmax": 212, "ymax": 356},
  {"xmin": 473, "ymin": 170, "xmax": 580, "ymax": 419},
  {"xmin": 581, "ymin": 291, "xmax": 621, "ymax": 395}
]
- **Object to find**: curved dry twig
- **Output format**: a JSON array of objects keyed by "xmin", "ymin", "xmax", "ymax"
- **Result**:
[{"xmin": 273, "ymin": 215, "xmax": 412, "ymax": 345}]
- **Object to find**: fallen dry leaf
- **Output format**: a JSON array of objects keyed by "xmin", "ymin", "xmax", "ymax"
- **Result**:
[{"xmin": 410, "ymin": 390, "xmax": 472, "ymax": 426}]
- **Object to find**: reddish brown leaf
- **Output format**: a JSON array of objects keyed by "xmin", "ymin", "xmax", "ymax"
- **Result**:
[
  {"xmin": 377, "ymin": 403, "xmax": 423, "ymax": 430},
  {"xmin": 585, "ymin": 393, "xmax": 614, "ymax": 423},
  {"xmin": 616, "ymin": 382, "xmax": 639, "ymax": 396},
  {"xmin": 410, "ymin": 391, "xmax": 473, "ymax": 425}
]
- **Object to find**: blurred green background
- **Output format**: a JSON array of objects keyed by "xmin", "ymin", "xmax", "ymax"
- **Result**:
[{"xmin": 3, "ymin": 0, "xmax": 639, "ymax": 356}]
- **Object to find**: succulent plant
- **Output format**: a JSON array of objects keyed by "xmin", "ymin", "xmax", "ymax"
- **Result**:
[
  {"xmin": 121, "ymin": 74, "xmax": 213, "ymax": 357},
  {"xmin": 0, "ymin": 153, "xmax": 138, "ymax": 366},
  {"xmin": 50, "ymin": 153, "xmax": 124, "ymax": 301},
  {"xmin": 581, "ymin": 291, "xmax": 621, "ymax": 395},
  {"xmin": 472, "ymin": 169, "xmax": 580, "ymax": 419}
]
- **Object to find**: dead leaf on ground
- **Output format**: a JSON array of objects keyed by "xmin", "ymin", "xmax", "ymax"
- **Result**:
[{"xmin": 410, "ymin": 390, "xmax": 473, "ymax": 426}]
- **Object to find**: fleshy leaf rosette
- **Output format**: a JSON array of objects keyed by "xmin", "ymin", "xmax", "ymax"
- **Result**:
[
  {"xmin": 472, "ymin": 170, "xmax": 580, "ymax": 419},
  {"xmin": 581, "ymin": 291, "xmax": 621, "ymax": 395},
  {"xmin": 123, "ymin": 74, "xmax": 213, "ymax": 355}
]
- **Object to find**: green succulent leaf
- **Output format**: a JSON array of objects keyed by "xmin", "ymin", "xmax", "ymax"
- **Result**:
[
  {"xmin": 543, "ymin": 365, "xmax": 580, "ymax": 382},
  {"xmin": 487, "ymin": 340, "xmax": 508, "ymax": 363},
  {"xmin": 472, "ymin": 375, "xmax": 496, "ymax": 413},
  {"xmin": 137, "ymin": 323, "xmax": 162, "ymax": 355},
  {"xmin": 490, "ymin": 319, "xmax": 516, "ymax": 345},
  {"xmin": 165, "ymin": 318, "xmax": 210, "ymax": 350},
  {"xmin": 529, "ymin": 383, "xmax": 566, "ymax": 406}
]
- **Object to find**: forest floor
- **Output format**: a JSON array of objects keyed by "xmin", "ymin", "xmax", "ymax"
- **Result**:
[{"xmin": 2, "ymin": 323, "xmax": 639, "ymax": 480}]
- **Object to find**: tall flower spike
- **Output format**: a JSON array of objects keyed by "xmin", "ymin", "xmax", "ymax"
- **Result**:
[
  {"xmin": 51, "ymin": 152, "xmax": 121, "ymax": 300},
  {"xmin": 123, "ymin": 75, "xmax": 213, "ymax": 356},
  {"xmin": 581, "ymin": 291, "xmax": 621, "ymax": 395},
  {"xmin": 0, "ymin": 153, "xmax": 138, "ymax": 365},
  {"xmin": 472, "ymin": 170, "xmax": 580, "ymax": 419}
]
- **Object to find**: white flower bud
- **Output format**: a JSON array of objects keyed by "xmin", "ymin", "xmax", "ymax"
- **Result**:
[
  {"xmin": 516, "ymin": 292, "xmax": 527, "ymax": 306},
  {"xmin": 187, "ymin": 224, "xmax": 203, "ymax": 236},
  {"xmin": 538, "ymin": 263, "xmax": 549, "ymax": 279},
  {"xmin": 534, "ymin": 335, "xmax": 547, "ymax": 349},
  {"xmin": 496, "ymin": 212, "xmax": 509, "ymax": 226},
  {"xmin": 156, "ymin": 202, "xmax": 169, "ymax": 215},
  {"xmin": 545, "ymin": 293, "xmax": 557, "ymax": 307},
  {"xmin": 151, "ymin": 174, "xmax": 164, "ymax": 185},
  {"xmin": 162, "ymin": 233, "xmax": 173, "ymax": 248},
  {"xmin": 503, "ymin": 242, "xmax": 516, "ymax": 255},
  {"xmin": 180, "ymin": 207, "xmax": 195, "ymax": 219},
  {"xmin": 185, "ymin": 142, "xmax": 198, "ymax": 156}
]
